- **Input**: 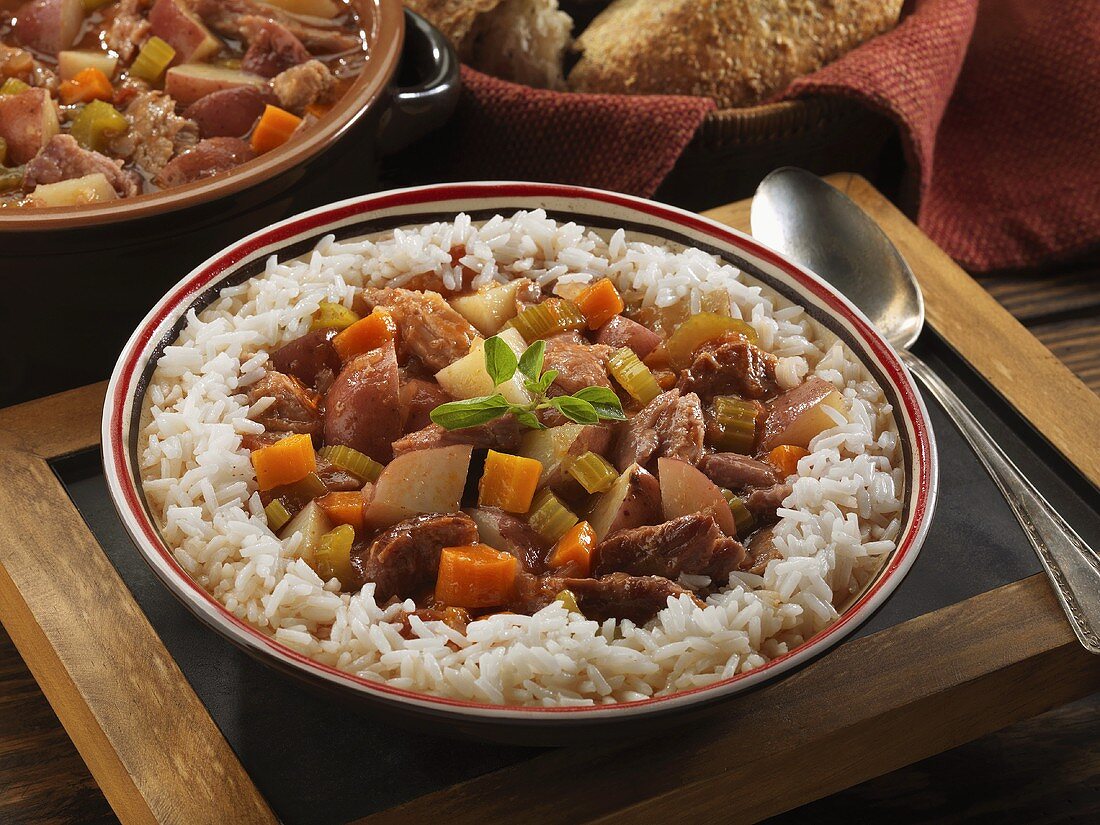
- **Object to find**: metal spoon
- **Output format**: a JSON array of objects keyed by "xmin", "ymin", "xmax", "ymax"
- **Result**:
[{"xmin": 751, "ymin": 167, "xmax": 1100, "ymax": 653}]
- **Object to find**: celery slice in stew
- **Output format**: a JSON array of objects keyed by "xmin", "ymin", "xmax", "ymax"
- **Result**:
[
  {"xmin": 607, "ymin": 347, "xmax": 661, "ymax": 404},
  {"xmin": 130, "ymin": 36, "xmax": 176, "ymax": 82},
  {"xmin": 264, "ymin": 499, "xmax": 292, "ymax": 532},
  {"xmin": 528, "ymin": 489, "xmax": 578, "ymax": 542},
  {"xmin": 314, "ymin": 524, "xmax": 356, "ymax": 588},
  {"xmin": 510, "ymin": 298, "xmax": 587, "ymax": 342},
  {"xmin": 69, "ymin": 100, "xmax": 128, "ymax": 152},
  {"xmin": 318, "ymin": 445, "xmax": 383, "ymax": 482},
  {"xmin": 311, "ymin": 302, "xmax": 360, "ymax": 331},
  {"xmin": 567, "ymin": 450, "xmax": 618, "ymax": 494}
]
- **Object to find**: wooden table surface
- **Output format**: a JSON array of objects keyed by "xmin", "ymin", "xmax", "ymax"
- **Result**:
[{"xmin": 1, "ymin": 233, "xmax": 1098, "ymax": 825}]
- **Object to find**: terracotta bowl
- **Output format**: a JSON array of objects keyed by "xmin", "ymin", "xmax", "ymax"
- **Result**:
[
  {"xmin": 0, "ymin": 1, "xmax": 449, "ymax": 231},
  {"xmin": 103, "ymin": 182, "xmax": 938, "ymax": 745},
  {"xmin": 0, "ymin": 6, "xmax": 460, "ymax": 406}
]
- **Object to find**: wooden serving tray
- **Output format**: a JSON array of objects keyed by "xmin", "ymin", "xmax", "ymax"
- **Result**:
[{"xmin": 2, "ymin": 175, "xmax": 1100, "ymax": 824}]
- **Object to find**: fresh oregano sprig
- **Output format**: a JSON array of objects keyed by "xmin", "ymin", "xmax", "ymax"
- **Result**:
[{"xmin": 431, "ymin": 335, "xmax": 626, "ymax": 431}]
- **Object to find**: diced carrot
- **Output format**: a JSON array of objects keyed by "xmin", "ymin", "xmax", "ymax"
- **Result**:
[
  {"xmin": 332, "ymin": 308, "xmax": 397, "ymax": 361},
  {"xmin": 250, "ymin": 104, "xmax": 302, "ymax": 154},
  {"xmin": 59, "ymin": 67, "xmax": 113, "ymax": 105},
  {"xmin": 305, "ymin": 102, "xmax": 332, "ymax": 119},
  {"xmin": 478, "ymin": 450, "xmax": 542, "ymax": 513},
  {"xmin": 434, "ymin": 544, "xmax": 518, "ymax": 608},
  {"xmin": 548, "ymin": 521, "xmax": 597, "ymax": 577},
  {"xmin": 250, "ymin": 433, "xmax": 317, "ymax": 491},
  {"xmin": 316, "ymin": 491, "xmax": 366, "ymax": 531},
  {"xmin": 768, "ymin": 444, "xmax": 810, "ymax": 477},
  {"xmin": 574, "ymin": 278, "xmax": 625, "ymax": 330}
]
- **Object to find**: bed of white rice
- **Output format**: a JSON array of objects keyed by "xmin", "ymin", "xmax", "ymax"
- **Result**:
[{"xmin": 139, "ymin": 210, "xmax": 902, "ymax": 706}]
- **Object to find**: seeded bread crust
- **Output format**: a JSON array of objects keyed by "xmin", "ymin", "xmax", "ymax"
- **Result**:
[{"xmin": 568, "ymin": 0, "xmax": 904, "ymax": 108}]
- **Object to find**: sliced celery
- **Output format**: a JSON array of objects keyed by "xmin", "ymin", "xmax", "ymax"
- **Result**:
[
  {"xmin": 282, "ymin": 471, "xmax": 328, "ymax": 502},
  {"xmin": 264, "ymin": 499, "xmax": 292, "ymax": 532},
  {"xmin": 710, "ymin": 395, "xmax": 758, "ymax": 453},
  {"xmin": 607, "ymin": 347, "xmax": 661, "ymax": 404},
  {"xmin": 0, "ymin": 78, "xmax": 30, "ymax": 96},
  {"xmin": 510, "ymin": 298, "xmax": 586, "ymax": 341},
  {"xmin": 311, "ymin": 301, "xmax": 360, "ymax": 331},
  {"xmin": 69, "ymin": 100, "xmax": 128, "ymax": 152},
  {"xmin": 0, "ymin": 165, "xmax": 23, "ymax": 193},
  {"xmin": 554, "ymin": 589, "xmax": 581, "ymax": 614},
  {"xmin": 720, "ymin": 489, "xmax": 755, "ymax": 537},
  {"xmin": 318, "ymin": 444, "xmax": 382, "ymax": 482},
  {"xmin": 130, "ymin": 36, "xmax": 176, "ymax": 82},
  {"xmin": 665, "ymin": 313, "xmax": 759, "ymax": 368},
  {"xmin": 528, "ymin": 489, "xmax": 578, "ymax": 543},
  {"xmin": 566, "ymin": 450, "xmax": 617, "ymax": 494},
  {"xmin": 314, "ymin": 524, "xmax": 356, "ymax": 588}
]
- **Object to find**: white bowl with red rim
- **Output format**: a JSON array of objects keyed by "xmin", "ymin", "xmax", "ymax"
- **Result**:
[{"xmin": 103, "ymin": 182, "xmax": 937, "ymax": 744}]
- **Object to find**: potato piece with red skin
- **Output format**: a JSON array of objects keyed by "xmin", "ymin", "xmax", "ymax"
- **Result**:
[
  {"xmin": 759, "ymin": 376, "xmax": 846, "ymax": 452},
  {"xmin": 148, "ymin": 0, "xmax": 221, "ymax": 64},
  {"xmin": 586, "ymin": 463, "xmax": 663, "ymax": 541},
  {"xmin": 323, "ymin": 340, "xmax": 403, "ymax": 464},
  {"xmin": 596, "ymin": 315, "xmax": 662, "ymax": 359},
  {"xmin": 363, "ymin": 446, "xmax": 474, "ymax": 530},
  {"xmin": 184, "ymin": 86, "xmax": 269, "ymax": 138},
  {"xmin": 13, "ymin": 0, "xmax": 84, "ymax": 56},
  {"xmin": 164, "ymin": 64, "xmax": 268, "ymax": 108},
  {"xmin": 657, "ymin": 457, "xmax": 737, "ymax": 536},
  {"xmin": 0, "ymin": 88, "xmax": 60, "ymax": 164}
]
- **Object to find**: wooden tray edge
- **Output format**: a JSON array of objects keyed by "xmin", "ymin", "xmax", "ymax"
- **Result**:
[{"xmin": 0, "ymin": 176, "xmax": 1097, "ymax": 824}]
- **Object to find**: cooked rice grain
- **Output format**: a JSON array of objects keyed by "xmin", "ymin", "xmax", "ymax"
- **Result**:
[{"xmin": 141, "ymin": 210, "xmax": 901, "ymax": 705}]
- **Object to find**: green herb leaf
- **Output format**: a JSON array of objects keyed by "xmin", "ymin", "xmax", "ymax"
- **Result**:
[
  {"xmin": 537, "ymin": 370, "xmax": 559, "ymax": 393},
  {"xmin": 511, "ymin": 409, "xmax": 546, "ymax": 430},
  {"xmin": 573, "ymin": 386, "xmax": 627, "ymax": 420},
  {"xmin": 431, "ymin": 394, "xmax": 510, "ymax": 430},
  {"xmin": 518, "ymin": 339, "xmax": 546, "ymax": 382},
  {"xmin": 549, "ymin": 395, "xmax": 599, "ymax": 425},
  {"xmin": 483, "ymin": 335, "xmax": 518, "ymax": 387}
]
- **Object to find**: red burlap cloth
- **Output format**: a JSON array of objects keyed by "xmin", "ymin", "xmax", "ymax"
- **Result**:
[{"xmin": 408, "ymin": 0, "xmax": 1099, "ymax": 272}]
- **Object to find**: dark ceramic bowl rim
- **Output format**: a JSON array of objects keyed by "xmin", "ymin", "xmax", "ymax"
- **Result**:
[
  {"xmin": 0, "ymin": 0, "xmax": 404, "ymax": 233},
  {"xmin": 103, "ymin": 181, "xmax": 938, "ymax": 724}
]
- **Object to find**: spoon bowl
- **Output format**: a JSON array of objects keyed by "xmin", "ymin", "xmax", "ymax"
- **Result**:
[{"xmin": 750, "ymin": 168, "xmax": 925, "ymax": 350}]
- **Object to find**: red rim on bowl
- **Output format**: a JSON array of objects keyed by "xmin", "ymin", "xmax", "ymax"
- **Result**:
[{"xmin": 103, "ymin": 182, "xmax": 938, "ymax": 723}]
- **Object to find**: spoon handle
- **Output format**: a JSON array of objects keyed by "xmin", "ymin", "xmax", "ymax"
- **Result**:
[{"xmin": 901, "ymin": 349, "xmax": 1100, "ymax": 652}]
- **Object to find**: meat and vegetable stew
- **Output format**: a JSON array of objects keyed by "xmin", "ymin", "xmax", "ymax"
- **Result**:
[
  {"xmin": 245, "ymin": 271, "xmax": 848, "ymax": 635},
  {"xmin": 0, "ymin": 0, "xmax": 366, "ymax": 208}
]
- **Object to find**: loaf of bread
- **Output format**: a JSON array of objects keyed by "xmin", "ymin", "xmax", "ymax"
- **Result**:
[
  {"xmin": 406, "ymin": 0, "xmax": 573, "ymax": 89},
  {"xmin": 568, "ymin": 0, "xmax": 904, "ymax": 108}
]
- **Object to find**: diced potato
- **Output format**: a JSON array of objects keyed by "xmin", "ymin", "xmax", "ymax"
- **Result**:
[
  {"xmin": 450, "ymin": 280, "xmax": 525, "ymax": 335},
  {"xmin": 262, "ymin": 0, "xmax": 340, "ymax": 18},
  {"xmin": 58, "ymin": 50, "xmax": 119, "ymax": 80},
  {"xmin": 278, "ymin": 501, "xmax": 333, "ymax": 567},
  {"xmin": 0, "ymin": 87, "xmax": 60, "ymax": 164},
  {"xmin": 657, "ymin": 457, "xmax": 737, "ymax": 536},
  {"xmin": 760, "ymin": 380, "xmax": 846, "ymax": 451},
  {"xmin": 12, "ymin": 0, "xmax": 84, "ymax": 56},
  {"xmin": 148, "ymin": 0, "xmax": 221, "ymax": 64},
  {"xmin": 27, "ymin": 173, "xmax": 116, "ymax": 207},
  {"xmin": 435, "ymin": 327, "xmax": 531, "ymax": 405},
  {"xmin": 164, "ymin": 64, "xmax": 267, "ymax": 107},
  {"xmin": 586, "ymin": 463, "xmax": 662, "ymax": 541},
  {"xmin": 364, "ymin": 445, "xmax": 473, "ymax": 529},
  {"xmin": 519, "ymin": 424, "xmax": 585, "ymax": 484}
]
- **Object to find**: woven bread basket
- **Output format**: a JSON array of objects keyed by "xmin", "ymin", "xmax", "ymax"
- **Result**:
[{"xmin": 656, "ymin": 96, "xmax": 900, "ymax": 211}]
